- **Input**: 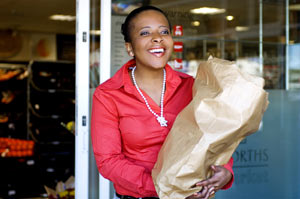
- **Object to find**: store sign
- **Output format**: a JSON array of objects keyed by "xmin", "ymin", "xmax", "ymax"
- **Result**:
[
  {"xmin": 173, "ymin": 25, "xmax": 183, "ymax": 36},
  {"xmin": 173, "ymin": 42, "xmax": 183, "ymax": 52},
  {"xmin": 216, "ymin": 90, "xmax": 300, "ymax": 199}
]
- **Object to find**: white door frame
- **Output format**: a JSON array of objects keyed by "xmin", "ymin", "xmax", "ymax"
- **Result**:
[
  {"xmin": 75, "ymin": 0, "xmax": 90, "ymax": 198},
  {"xmin": 76, "ymin": 0, "xmax": 112, "ymax": 198}
]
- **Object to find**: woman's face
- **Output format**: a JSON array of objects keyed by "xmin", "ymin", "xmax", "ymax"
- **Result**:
[{"xmin": 126, "ymin": 10, "xmax": 174, "ymax": 70}]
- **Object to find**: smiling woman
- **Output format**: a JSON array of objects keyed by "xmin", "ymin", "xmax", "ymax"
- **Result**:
[{"xmin": 91, "ymin": 5, "xmax": 234, "ymax": 199}]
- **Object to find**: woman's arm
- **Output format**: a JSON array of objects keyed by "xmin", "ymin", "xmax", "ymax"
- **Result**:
[{"xmin": 91, "ymin": 89, "xmax": 157, "ymax": 197}]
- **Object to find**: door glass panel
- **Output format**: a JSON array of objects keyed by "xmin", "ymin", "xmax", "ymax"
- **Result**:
[
  {"xmin": 91, "ymin": 0, "xmax": 300, "ymax": 198},
  {"xmin": 89, "ymin": 0, "xmax": 101, "ymax": 198}
]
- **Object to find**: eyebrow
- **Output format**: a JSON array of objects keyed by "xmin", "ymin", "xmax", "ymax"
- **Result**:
[
  {"xmin": 139, "ymin": 25, "xmax": 169, "ymax": 30},
  {"xmin": 140, "ymin": 26, "xmax": 151, "ymax": 30}
]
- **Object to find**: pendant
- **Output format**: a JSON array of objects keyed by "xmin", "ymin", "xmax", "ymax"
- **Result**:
[{"xmin": 157, "ymin": 116, "xmax": 168, "ymax": 127}]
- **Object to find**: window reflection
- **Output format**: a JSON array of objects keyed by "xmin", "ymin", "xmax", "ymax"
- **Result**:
[{"xmin": 148, "ymin": 0, "xmax": 299, "ymax": 89}]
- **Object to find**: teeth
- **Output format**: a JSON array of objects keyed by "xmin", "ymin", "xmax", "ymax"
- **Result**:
[{"xmin": 149, "ymin": 48, "xmax": 164, "ymax": 53}]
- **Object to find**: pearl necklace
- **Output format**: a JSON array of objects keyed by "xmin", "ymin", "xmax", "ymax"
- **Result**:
[{"xmin": 131, "ymin": 66, "xmax": 168, "ymax": 127}]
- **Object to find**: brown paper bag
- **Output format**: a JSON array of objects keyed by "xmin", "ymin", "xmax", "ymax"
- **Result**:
[{"xmin": 152, "ymin": 57, "xmax": 269, "ymax": 199}]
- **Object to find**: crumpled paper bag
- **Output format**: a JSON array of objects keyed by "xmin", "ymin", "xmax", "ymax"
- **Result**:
[{"xmin": 152, "ymin": 57, "xmax": 269, "ymax": 199}]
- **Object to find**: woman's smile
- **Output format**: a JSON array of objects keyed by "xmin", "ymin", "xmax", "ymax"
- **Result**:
[{"xmin": 148, "ymin": 47, "xmax": 166, "ymax": 58}]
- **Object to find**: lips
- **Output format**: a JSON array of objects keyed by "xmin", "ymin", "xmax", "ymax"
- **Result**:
[{"xmin": 148, "ymin": 47, "xmax": 165, "ymax": 58}]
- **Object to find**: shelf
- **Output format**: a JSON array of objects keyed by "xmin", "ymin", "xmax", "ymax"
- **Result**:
[
  {"xmin": 30, "ymin": 79, "xmax": 75, "ymax": 93},
  {"xmin": 0, "ymin": 63, "xmax": 27, "ymax": 70},
  {"xmin": 0, "ymin": 60, "xmax": 75, "ymax": 198}
]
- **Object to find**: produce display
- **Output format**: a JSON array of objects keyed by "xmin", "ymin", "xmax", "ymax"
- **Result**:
[{"xmin": 0, "ymin": 137, "xmax": 35, "ymax": 157}]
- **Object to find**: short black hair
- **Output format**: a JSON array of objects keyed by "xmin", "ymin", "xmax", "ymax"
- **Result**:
[{"xmin": 121, "ymin": 5, "xmax": 171, "ymax": 42}]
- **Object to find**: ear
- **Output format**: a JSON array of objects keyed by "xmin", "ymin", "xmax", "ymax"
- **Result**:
[{"xmin": 125, "ymin": 42, "xmax": 134, "ymax": 57}]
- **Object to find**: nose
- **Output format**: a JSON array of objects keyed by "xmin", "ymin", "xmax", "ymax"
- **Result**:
[{"xmin": 152, "ymin": 33, "xmax": 163, "ymax": 43}]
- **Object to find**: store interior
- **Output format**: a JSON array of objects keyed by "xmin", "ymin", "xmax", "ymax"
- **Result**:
[
  {"xmin": 0, "ymin": 0, "xmax": 299, "ymax": 198},
  {"xmin": 0, "ymin": 0, "xmax": 76, "ymax": 198}
]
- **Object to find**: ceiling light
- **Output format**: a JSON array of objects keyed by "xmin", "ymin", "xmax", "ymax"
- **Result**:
[
  {"xmin": 49, "ymin": 14, "xmax": 76, "ymax": 21},
  {"xmin": 226, "ymin": 15, "xmax": 234, "ymax": 21},
  {"xmin": 191, "ymin": 21, "xmax": 200, "ymax": 26},
  {"xmin": 90, "ymin": 30, "xmax": 101, "ymax": 35},
  {"xmin": 190, "ymin": 7, "xmax": 226, "ymax": 15},
  {"xmin": 289, "ymin": 4, "xmax": 300, "ymax": 10},
  {"xmin": 235, "ymin": 26, "xmax": 249, "ymax": 32}
]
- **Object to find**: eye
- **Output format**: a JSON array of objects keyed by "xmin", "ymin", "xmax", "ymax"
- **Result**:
[
  {"xmin": 140, "ymin": 31, "xmax": 150, "ymax": 36},
  {"xmin": 161, "ymin": 29, "xmax": 170, "ymax": 35}
]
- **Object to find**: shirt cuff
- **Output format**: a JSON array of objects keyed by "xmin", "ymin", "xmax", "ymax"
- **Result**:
[{"xmin": 221, "ymin": 162, "xmax": 234, "ymax": 190}]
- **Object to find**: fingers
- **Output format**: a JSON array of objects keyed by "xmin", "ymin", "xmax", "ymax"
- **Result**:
[
  {"xmin": 196, "ymin": 178, "xmax": 216, "ymax": 188},
  {"xmin": 211, "ymin": 165, "xmax": 220, "ymax": 172},
  {"xmin": 197, "ymin": 165, "xmax": 230, "ymax": 188},
  {"xmin": 191, "ymin": 186, "xmax": 209, "ymax": 199},
  {"xmin": 196, "ymin": 165, "xmax": 221, "ymax": 186},
  {"xmin": 208, "ymin": 186, "xmax": 216, "ymax": 196},
  {"xmin": 194, "ymin": 186, "xmax": 208, "ymax": 197},
  {"xmin": 198, "ymin": 180, "xmax": 220, "ymax": 192},
  {"xmin": 188, "ymin": 186, "xmax": 216, "ymax": 199}
]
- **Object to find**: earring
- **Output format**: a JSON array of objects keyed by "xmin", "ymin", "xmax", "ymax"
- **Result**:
[{"xmin": 129, "ymin": 51, "xmax": 134, "ymax": 57}]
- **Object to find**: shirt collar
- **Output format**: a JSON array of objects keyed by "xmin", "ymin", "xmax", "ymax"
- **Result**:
[{"xmin": 99, "ymin": 59, "xmax": 190, "ymax": 95}]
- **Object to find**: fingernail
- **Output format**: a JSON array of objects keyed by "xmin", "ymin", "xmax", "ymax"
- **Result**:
[{"xmin": 211, "ymin": 191, "xmax": 215, "ymax": 195}]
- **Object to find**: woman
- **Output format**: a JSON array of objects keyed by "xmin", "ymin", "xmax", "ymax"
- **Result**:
[{"xmin": 91, "ymin": 6, "xmax": 233, "ymax": 199}]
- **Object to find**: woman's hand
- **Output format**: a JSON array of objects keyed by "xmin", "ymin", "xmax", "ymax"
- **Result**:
[
  {"xmin": 185, "ymin": 185, "xmax": 214, "ymax": 199},
  {"xmin": 186, "ymin": 165, "xmax": 233, "ymax": 199}
]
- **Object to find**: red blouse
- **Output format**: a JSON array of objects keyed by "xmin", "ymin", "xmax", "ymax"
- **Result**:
[{"xmin": 91, "ymin": 59, "xmax": 234, "ymax": 198}]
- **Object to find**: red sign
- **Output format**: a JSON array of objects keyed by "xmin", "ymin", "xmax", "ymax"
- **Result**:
[
  {"xmin": 174, "ymin": 58, "xmax": 183, "ymax": 69},
  {"xmin": 173, "ymin": 42, "xmax": 183, "ymax": 52},
  {"xmin": 173, "ymin": 25, "xmax": 183, "ymax": 36}
]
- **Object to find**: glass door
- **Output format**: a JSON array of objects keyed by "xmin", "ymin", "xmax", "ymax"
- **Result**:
[{"xmin": 79, "ymin": 0, "xmax": 300, "ymax": 198}]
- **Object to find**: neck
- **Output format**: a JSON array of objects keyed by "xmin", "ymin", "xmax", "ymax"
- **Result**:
[
  {"xmin": 131, "ymin": 66, "xmax": 166, "ymax": 107},
  {"xmin": 133, "ymin": 67, "xmax": 164, "ymax": 88}
]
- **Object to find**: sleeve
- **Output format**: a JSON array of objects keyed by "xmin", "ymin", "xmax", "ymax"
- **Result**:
[
  {"xmin": 91, "ymin": 89, "xmax": 157, "ymax": 197},
  {"xmin": 221, "ymin": 157, "xmax": 234, "ymax": 190}
]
